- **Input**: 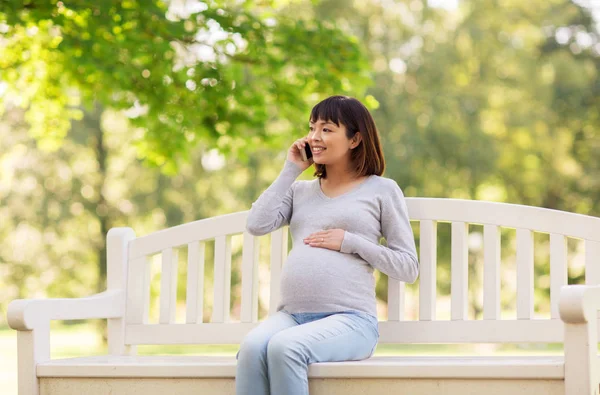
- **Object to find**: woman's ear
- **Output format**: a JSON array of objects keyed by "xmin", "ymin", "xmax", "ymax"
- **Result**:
[{"xmin": 351, "ymin": 132, "xmax": 362, "ymax": 149}]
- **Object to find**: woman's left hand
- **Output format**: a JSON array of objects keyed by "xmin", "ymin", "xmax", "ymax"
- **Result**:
[{"xmin": 303, "ymin": 229, "xmax": 346, "ymax": 251}]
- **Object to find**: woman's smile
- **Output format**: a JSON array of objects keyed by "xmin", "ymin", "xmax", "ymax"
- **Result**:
[{"xmin": 313, "ymin": 147, "xmax": 326, "ymax": 156}]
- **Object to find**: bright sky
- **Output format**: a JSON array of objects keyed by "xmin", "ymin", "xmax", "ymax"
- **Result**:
[{"xmin": 428, "ymin": 0, "xmax": 459, "ymax": 10}]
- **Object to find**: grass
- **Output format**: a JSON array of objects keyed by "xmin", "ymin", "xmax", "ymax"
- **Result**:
[{"xmin": 0, "ymin": 322, "xmax": 569, "ymax": 395}]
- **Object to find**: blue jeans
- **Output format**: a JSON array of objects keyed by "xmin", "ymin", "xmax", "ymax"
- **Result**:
[{"xmin": 235, "ymin": 309, "xmax": 379, "ymax": 395}]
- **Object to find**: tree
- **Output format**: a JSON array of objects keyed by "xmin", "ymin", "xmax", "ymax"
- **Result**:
[
  {"xmin": 0, "ymin": 0, "xmax": 371, "ymax": 173},
  {"xmin": 0, "ymin": 1, "xmax": 373, "ymax": 327}
]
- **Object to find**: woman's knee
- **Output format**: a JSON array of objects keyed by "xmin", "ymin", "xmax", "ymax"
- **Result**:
[
  {"xmin": 238, "ymin": 334, "xmax": 269, "ymax": 360},
  {"xmin": 266, "ymin": 333, "xmax": 305, "ymax": 363}
]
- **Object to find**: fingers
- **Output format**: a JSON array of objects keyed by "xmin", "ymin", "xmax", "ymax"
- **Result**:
[
  {"xmin": 304, "ymin": 235, "xmax": 325, "ymax": 241},
  {"xmin": 307, "ymin": 230, "xmax": 328, "ymax": 237},
  {"xmin": 304, "ymin": 237, "xmax": 325, "ymax": 246},
  {"xmin": 295, "ymin": 138, "xmax": 307, "ymax": 151},
  {"xmin": 304, "ymin": 231, "xmax": 328, "ymax": 243},
  {"xmin": 295, "ymin": 137, "xmax": 310, "ymax": 146}
]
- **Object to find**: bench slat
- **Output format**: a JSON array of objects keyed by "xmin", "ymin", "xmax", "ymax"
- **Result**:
[
  {"xmin": 550, "ymin": 234, "xmax": 567, "ymax": 319},
  {"xmin": 419, "ymin": 220, "xmax": 437, "ymax": 321},
  {"xmin": 585, "ymin": 240, "xmax": 600, "ymax": 320},
  {"xmin": 126, "ymin": 256, "xmax": 151, "ymax": 325},
  {"xmin": 159, "ymin": 248, "xmax": 178, "ymax": 324},
  {"xmin": 107, "ymin": 228, "xmax": 136, "ymax": 355},
  {"xmin": 212, "ymin": 235, "xmax": 232, "ymax": 323},
  {"xmin": 387, "ymin": 279, "xmax": 405, "ymax": 321},
  {"xmin": 451, "ymin": 222, "xmax": 468, "ymax": 320},
  {"xmin": 585, "ymin": 240, "xmax": 600, "ymax": 285},
  {"xmin": 185, "ymin": 242, "xmax": 205, "ymax": 324},
  {"xmin": 240, "ymin": 232, "xmax": 259, "ymax": 323},
  {"xmin": 483, "ymin": 224, "xmax": 501, "ymax": 320},
  {"xmin": 516, "ymin": 228, "xmax": 534, "ymax": 320}
]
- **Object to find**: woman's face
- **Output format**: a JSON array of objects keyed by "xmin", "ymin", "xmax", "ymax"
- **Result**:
[{"xmin": 307, "ymin": 118, "xmax": 354, "ymax": 165}]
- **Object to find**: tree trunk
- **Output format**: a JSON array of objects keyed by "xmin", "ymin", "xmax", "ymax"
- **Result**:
[{"xmin": 83, "ymin": 100, "xmax": 110, "ymax": 346}]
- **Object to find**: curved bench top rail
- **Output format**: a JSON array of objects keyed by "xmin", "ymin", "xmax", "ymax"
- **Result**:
[
  {"xmin": 129, "ymin": 198, "xmax": 600, "ymax": 258},
  {"xmin": 406, "ymin": 198, "xmax": 600, "ymax": 241},
  {"xmin": 129, "ymin": 211, "xmax": 248, "ymax": 259}
]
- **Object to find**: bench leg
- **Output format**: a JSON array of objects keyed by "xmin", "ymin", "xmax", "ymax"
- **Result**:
[
  {"xmin": 560, "ymin": 285, "xmax": 600, "ymax": 395},
  {"xmin": 17, "ymin": 322, "xmax": 50, "ymax": 395}
]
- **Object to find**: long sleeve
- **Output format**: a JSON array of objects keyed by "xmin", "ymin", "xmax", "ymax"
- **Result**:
[
  {"xmin": 339, "ymin": 180, "xmax": 419, "ymax": 283},
  {"xmin": 245, "ymin": 159, "xmax": 304, "ymax": 236}
]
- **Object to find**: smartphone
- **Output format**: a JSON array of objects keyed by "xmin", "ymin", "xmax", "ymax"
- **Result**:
[{"xmin": 300, "ymin": 143, "xmax": 313, "ymax": 162}]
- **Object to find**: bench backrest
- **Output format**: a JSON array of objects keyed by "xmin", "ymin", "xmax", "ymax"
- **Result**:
[{"xmin": 117, "ymin": 198, "xmax": 600, "ymax": 347}]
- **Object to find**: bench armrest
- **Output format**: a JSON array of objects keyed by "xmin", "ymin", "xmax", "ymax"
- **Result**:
[
  {"xmin": 559, "ymin": 284, "xmax": 600, "ymax": 324},
  {"xmin": 559, "ymin": 284, "xmax": 600, "ymax": 395},
  {"xmin": 7, "ymin": 289, "xmax": 124, "ymax": 331}
]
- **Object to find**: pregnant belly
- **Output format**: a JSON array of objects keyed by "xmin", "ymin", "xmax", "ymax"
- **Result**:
[{"xmin": 279, "ymin": 245, "xmax": 374, "ymax": 301}]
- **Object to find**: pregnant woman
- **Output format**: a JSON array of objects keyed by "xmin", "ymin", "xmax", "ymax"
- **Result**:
[{"xmin": 236, "ymin": 95, "xmax": 419, "ymax": 395}]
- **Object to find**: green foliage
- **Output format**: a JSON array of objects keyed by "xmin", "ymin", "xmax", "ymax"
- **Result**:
[
  {"xmin": 0, "ymin": 1, "xmax": 371, "ymax": 173},
  {"xmin": 1, "ymin": 0, "xmax": 600, "ymax": 326},
  {"xmin": 313, "ymin": 0, "xmax": 600, "ymax": 318}
]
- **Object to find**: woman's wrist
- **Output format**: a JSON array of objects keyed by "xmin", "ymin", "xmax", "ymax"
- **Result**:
[{"xmin": 284, "ymin": 158, "xmax": 305, "ymax": 176}]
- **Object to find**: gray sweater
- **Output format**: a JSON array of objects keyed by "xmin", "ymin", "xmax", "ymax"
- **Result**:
[{"xmin": 245, "ymin": 159, "xmax": 419, "ymax": 318}]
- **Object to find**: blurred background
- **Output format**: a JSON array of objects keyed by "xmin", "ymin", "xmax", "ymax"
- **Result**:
[{"xmin": 1, "ymin": 0, "xmax": 599, "ymax": 393}]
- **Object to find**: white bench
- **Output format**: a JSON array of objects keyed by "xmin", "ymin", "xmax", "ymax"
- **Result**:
[{"xmin": 7, "ymin": 198, "xmax": 600, "ymax": 395}]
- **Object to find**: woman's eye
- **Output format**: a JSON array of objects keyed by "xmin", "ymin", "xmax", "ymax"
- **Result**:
[{"xmin": 323, "ymin": 128, "xmax": 330, "ymax": 132}]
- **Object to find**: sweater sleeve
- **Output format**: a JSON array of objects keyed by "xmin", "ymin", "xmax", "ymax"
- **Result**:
[
  {"xmin": 339, "ymin": 180, "xmax": 419, "ymax": 283},
  {"xmin": 245, "ymin": 159, "xmax": 305, "ymax": 236}
]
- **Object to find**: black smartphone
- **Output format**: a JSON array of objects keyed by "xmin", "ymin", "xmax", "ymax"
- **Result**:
[{"xmin": 301, "ymin": 143, "xmax": 313, "ymax": 162}]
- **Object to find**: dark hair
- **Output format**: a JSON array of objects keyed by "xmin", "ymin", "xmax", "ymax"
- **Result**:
[{"xmin": 309, "ymin": 95, "xmax": 385, "ymax": 179}]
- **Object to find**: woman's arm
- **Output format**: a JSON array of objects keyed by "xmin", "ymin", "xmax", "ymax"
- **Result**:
[
  {"xmin": 245, "ymin": 159, "xmax": 304, "ymax": 236},
  {"xmin": 339, "ymin": 181, "xmax": 419, "ymax": 283}
]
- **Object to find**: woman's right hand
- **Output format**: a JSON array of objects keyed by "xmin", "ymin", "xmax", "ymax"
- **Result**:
[{"xmin": 287, "ymin": 137, "xmax": 313, "ymax": 171}]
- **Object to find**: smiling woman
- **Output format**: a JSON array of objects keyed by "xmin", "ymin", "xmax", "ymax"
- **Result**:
[
  {"xmin": 305, "ymin": 95, "xmax": 385, "ymax": 183},
  {"xmin": 237, "ymin": 95, "xmax": 419, "ymax": 395}
]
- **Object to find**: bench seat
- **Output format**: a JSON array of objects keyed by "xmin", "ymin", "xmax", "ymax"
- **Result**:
[{"xmin": 38, "ymin": 354, "xmax": 565, "ymax": 378}]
